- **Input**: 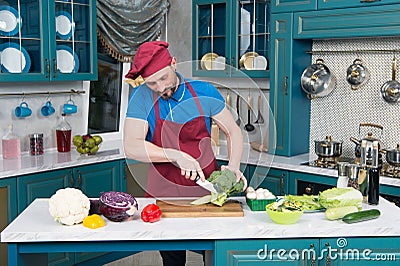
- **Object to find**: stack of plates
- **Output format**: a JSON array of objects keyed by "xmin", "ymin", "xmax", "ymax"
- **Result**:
[
  {"xmin": 239, "ymin": 52, "xmax": 268, "ymax": 70},
  {"xmin": 0, "ymin": 6, "xmax": 22, "ymax": 37},
  {"xmin": 55, "ymin": 11, "xmax": 75, "ymax": 40},
  {"xmin": 0, "ymin": 42, "xmax": 31, "ymax": 73},
  {"xmin": 200, "ymin": 53, "xmax": 226, "ymax": 70},
  {"xmin": 56, "ymin": 45, "xmax": 79, "ymax": 73}
]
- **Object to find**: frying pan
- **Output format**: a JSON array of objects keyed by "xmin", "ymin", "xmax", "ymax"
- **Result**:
[{"xmin": 380, "ymin": 54, "xmax": 400, "ymax": 103}]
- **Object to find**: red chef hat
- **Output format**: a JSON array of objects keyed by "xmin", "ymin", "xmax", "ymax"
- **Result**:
[{"xmin": 125, "ymin": 41, "xmax": 173, "ymax": 80}]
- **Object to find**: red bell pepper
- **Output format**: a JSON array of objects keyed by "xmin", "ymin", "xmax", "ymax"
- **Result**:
[{"xmin": 141, "ymin": 204, "xmax": 162, "ymax": 223}]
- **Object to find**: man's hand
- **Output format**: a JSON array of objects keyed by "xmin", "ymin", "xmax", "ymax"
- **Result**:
[
  {"xmin": 221, "ymin": 165, "xmax": 248, "ymax": 191},
  {"xmin": 174, "ymin": 151, "xmax": 205, "ymax": 181}
]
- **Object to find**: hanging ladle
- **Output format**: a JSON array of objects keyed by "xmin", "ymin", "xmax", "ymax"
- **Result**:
[
  {"xmin": 254, "ymin": 94, "xmax": 264, "ymax": 124},
  {"xmin": 244, "ymin": 95, "xmax": 255, "ymax": 132}
]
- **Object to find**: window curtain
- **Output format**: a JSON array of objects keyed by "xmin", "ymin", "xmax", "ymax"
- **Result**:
[{"xmin": 96, "ymin": 0, "xmax": 170, "ymax": 62}]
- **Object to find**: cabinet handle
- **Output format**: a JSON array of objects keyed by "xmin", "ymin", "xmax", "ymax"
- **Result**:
[
  {"xmin": 77, "ymin": 170, "xmax": 82, "ymax": 188},
  {"xmin": 280, "ymin": 173, "xmax": 285, "ymax": 194},
  {"xmin": 310, "ymin": 244, "xmax": 316, "ymax": 266},
  {"xmin": 53, "ymin": 59, "xmax": 57, "ymax": 78},
  {"xmin": 360, "ymin": 0, "xmax": 381, "ymax": 2},
  {"xmin": 325, "ymin": 243, "xmax": 331, "ymax": 266},
  {"xmin": 70, "ymin": 175, "xmax": 74, "ymax": 187},
  {"xmin": 45, "ymin": 59, "xmax": 50, "ymax": 78},
  {"xmin": 283, "ymin": 76, "xmax": 288, "ymax": 95}
]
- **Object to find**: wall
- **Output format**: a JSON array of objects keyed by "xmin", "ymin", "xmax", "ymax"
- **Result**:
[
  {"xmin": 308, "ymin": 37, "xmax": 400, "ymax": 160},
  {"xmin": 0, "ymin": 82, "xmax": 89, "ymax": 154}
]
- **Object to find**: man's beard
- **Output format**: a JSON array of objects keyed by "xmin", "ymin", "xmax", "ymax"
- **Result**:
[{"xmin": 159, "ymin": 76, "xmax": 178, "ymax": 100}]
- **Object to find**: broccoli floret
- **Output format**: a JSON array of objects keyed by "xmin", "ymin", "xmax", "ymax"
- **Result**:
[{"xmin": 207, "ymin": 169, "xmax": 244, "ymax": 206}]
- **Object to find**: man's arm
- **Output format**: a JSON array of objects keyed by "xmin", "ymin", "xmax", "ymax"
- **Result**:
[
  {"xmin": 123, "ymin": 118, "xmax": 206, "ymax": 180},
  {"xmin": 212, "ymin": 107, "xmax": 246, "ymax": 188}
]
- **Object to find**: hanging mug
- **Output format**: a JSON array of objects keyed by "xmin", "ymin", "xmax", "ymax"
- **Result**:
[
  {"xmin": 63, "ymin": 99, "xmax": 77, "ymax": 114},
  {"xmin": 41, "ymin": 101, "xmax": 55, "ymax": 116},
  {"xmin": 15, "ymin": 101, "xmax": 32, "ymax": 118}
]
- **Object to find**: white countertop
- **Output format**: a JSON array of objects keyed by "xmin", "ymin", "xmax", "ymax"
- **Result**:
[
  {"xmin": 2, "ymin": 197, "xmax": 399, "ymax": 243},
  {"xmin": 1, "ymin": 140, "xmax": 400, "ymax": 188}
]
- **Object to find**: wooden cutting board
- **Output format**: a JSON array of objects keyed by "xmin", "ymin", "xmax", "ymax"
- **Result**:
[{"xmin": 155, "ymin": 199, "xmax": 244, "ymax": 218}]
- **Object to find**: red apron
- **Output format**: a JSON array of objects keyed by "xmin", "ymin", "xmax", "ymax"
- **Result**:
[{"xmin": 145, "ymin": 80, "xmax": 218, "ymax": 197}]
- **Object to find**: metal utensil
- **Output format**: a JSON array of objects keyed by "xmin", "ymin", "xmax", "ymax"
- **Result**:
[
  {"xmin": 254, "ymin": 94, "xmax": 264, "ymax": 124},
  {"xmin": 380, "ymin": 53, "xmax": 400, "ymax": 103},
  {"xmin": 244, "ymin": 95, "xmax": 255, "ymax": 132},
  {"xmin": 194, "ymin": 175, "xmax": 220, "ymax": 193},
  {"xmin": 235, "ymin": 95, "xmax": 241, "ymax": 126}
]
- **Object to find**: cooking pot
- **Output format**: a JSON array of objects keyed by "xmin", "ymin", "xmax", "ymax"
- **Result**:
[
  {"xmin": 346, "ymin": 58, "xmax": 370, "ymax": 90},
  {"xmin": 314, "ymin": 136, "xmax": 342, "ymax": 157},
  {"xmin": 384, "ymin": 144, "xmax": 400, "ymax": 166},
  {"xmin": 301, "ymin": 59, "xmax": 336, "ymax": 99},
  {"xmin": 350, "ymin": 123, "xmax": 383, "ymax": 159},
  {"xmin": 380, "ymin": 54, "xmax": 400, "ymax": 103}
]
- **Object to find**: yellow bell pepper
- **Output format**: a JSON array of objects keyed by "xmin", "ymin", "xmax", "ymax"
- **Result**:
[{"xmin": 83, "ymin": 214, "xmax": 105, "ymax": 229}]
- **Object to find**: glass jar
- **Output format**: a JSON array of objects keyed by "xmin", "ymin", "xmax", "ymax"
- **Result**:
[{"xmin": 29, "ymin": 133, "xmax": 44, "ymax": 155}]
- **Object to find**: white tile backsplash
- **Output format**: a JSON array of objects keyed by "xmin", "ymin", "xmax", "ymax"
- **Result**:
[{"xmin": 0, "ymin": 81, "xmax": 89, "ymax": 154}]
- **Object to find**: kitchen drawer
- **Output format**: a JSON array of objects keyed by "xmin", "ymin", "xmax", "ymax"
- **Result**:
[
  {"xmin": 318, "ymin": 0, "xmax": 400, "ymax": 10},
  {"xmin": 294, "ymin": 4, "xmax": 400, "ymax": 39},
  {"xmin": 271, "ymin": 0, "xmax": 317, "ymax": 13}
]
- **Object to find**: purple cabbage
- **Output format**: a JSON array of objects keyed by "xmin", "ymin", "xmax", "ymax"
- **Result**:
[{"xmin": 99, "ymin": 191, "xmax": 138, "ymax": 222}]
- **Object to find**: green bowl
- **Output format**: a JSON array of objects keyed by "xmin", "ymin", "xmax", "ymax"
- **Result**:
[{"xmin": 265, "ymin": 203, "xmax": 304, "ymax": 224}]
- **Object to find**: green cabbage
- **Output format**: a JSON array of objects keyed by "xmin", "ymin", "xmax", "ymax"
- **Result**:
[{"xmin": 318, "ymin": 187, "xmax": 363, "ymax": 210}]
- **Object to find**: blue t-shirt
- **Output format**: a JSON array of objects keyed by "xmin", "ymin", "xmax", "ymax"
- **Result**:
[{"xmin": 126, "ymin": 72, "xmax": 225, "ymax": 141}]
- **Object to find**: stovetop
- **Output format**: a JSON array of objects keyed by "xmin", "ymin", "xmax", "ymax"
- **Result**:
[{"xmin": 301, "ymin": 157, "xmax": 356, "ymax": 169}]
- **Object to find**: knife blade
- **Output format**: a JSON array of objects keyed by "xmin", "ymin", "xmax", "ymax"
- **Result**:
[{"xmin": 194, "ymin": 175, "xmax": 218, "ymax": 193}]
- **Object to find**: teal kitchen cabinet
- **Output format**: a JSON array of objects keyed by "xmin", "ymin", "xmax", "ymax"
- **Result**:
[
  {"xmin": 317, "ymin": 0, "xmax": 400, "ymax": 10},
  {"xmin": 215, "ymin": 239, "xmax": 319, "ymax": 265},
  {"xmin": 268, "ymin": 12, "xmax": 312, "ymax": 156},
  {"xmin": 271, "ymin": 0, "xmax": 317, "ymax": 13},
  {"xmin": 192, "ymin": 0, "xmax": 270, "ymax": 78},
  {"xmin": 289, "ymin": 171, "xmax": 335, "ymax": 195},
  {"xmin": 16, "ymin": 159, "xmax": 125, "ymax": 266},
  {"xmin": 0, "ymin": 177, "xmax": 17, "ymax": 266},
  {"xmin": 249, "ymin": 166, "xmax": 289, "ymax": 195},
  {"xmin": 293, "ymin": 4, "xmax": 400, "ymax": 39},
  {"xmin": 0, "ymin": 0, "xmax": 97, "ymax": 82}
]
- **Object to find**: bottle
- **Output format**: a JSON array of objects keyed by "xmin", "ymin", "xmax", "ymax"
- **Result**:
[
  {"xmin": 336, "ymin": 162, "xmax": 349, "ymax": 188},
  {"xmin": 2, "ymin": 124, "xmax": 21, "ymax": 159},
  {"xmin": 368, "ymin": 141, "xmax": 379, "ymax": 205},
  {"xmin": 56, "ymin": 113, "xmax": 72, "ymax": 152}
]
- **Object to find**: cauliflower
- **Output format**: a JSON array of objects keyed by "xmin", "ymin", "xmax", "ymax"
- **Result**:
[{"xmin": 48, "ymin": 187, "xmax": 90, "ymax": 226}]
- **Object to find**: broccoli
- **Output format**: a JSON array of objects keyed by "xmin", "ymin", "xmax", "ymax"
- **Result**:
[{"xmin": 208, "ymin": 169, "xmax": 244, "ymax": 206}]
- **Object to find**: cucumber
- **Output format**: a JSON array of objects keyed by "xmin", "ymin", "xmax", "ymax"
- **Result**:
[
  {"xmin": 325, "ymin": 206, "xmax": 359, "ymax": 220},
  {"xmin": 342, "ymin": 209, "xmax": 381, "ymax": 224}
]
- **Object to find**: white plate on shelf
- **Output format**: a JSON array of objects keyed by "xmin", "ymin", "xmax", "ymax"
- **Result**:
[
  {"xmin": 253, "ymin": 56, "xmax": 268, "ymax": 70},
  {"xmin": 0, "ymin": 6, "xmax": 22, "ymax": 37},
  {"xmin": 55, "ymin": 11, "xmax": 74, "ymax": 40},
  {"xmin": 56, "ymin": 45, "xmax": 79, "ymax": 73},
  {"xmin": 0, "ymin": 42, "xmax": 31, "ymax": 73}
]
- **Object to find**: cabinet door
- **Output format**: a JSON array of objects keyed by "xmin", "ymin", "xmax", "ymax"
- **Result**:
[
  {"xmin": 0, "ymin": 178, "xmax": 17, "ymax": 266},
  {"xmin": 271, "ymin": 0, "xmax": 317, "ymax": 13},
  {"xmin": 73, "ymin": 160, "xmax": 122, "ymax": 198},
  {"xmin": 250, "ymin": 166, "xmax": 288, "ymax": 195},
  {"xmin": 322, "ymin": 237, "xmax": 400, "ymax": 265},
  {"xmin": 17, "ymin": 169, "xmax": 71, "ymax": 213},
  {"xmin": 318, "ymin": 0, "xmax": 399, "ymax": 10},
  {"xmin": 215, "ymin": 239, "xmax": 319, "ymax": 265},
  {"xmin": 0, "ymin": 0, "xmax": 50, "ymax": 82},
  {"xmin": 192, "ymin": 0, "xmax": 230, "ymax": 77},
  {"xmin": 269, "ymin": 13, "xmax": 312, "ymax": 156},
  {"xmin": 230, "ymin": 0, "xmax": 270, "ymax": 78},
  {"xmin": 48, "ymin": 0, "xmax": 97, "ymax": 80},
  {"xmin": 289, "ymin": 171, "xmax": 335, "ymax": 195}
]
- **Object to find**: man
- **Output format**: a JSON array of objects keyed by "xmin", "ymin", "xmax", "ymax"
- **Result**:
[{"xmin": 123, "ymin": 41, "xmax": 246, "ymax": 265}]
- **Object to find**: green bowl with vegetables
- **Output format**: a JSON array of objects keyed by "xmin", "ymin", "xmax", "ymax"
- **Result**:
[{"xmin": 266, "ymin": 200, "xmax": 304, "ymax": 225}]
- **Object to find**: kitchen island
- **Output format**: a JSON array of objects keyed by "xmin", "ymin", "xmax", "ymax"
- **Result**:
[{"xmin": 2, "ymin": 197, "xmax": 400, "ymax": 266}]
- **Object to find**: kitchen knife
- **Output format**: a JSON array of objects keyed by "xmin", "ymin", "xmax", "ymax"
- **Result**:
[{"xmin": 194, "ymin": 175, "xmax": 218, "ymax": 193}]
